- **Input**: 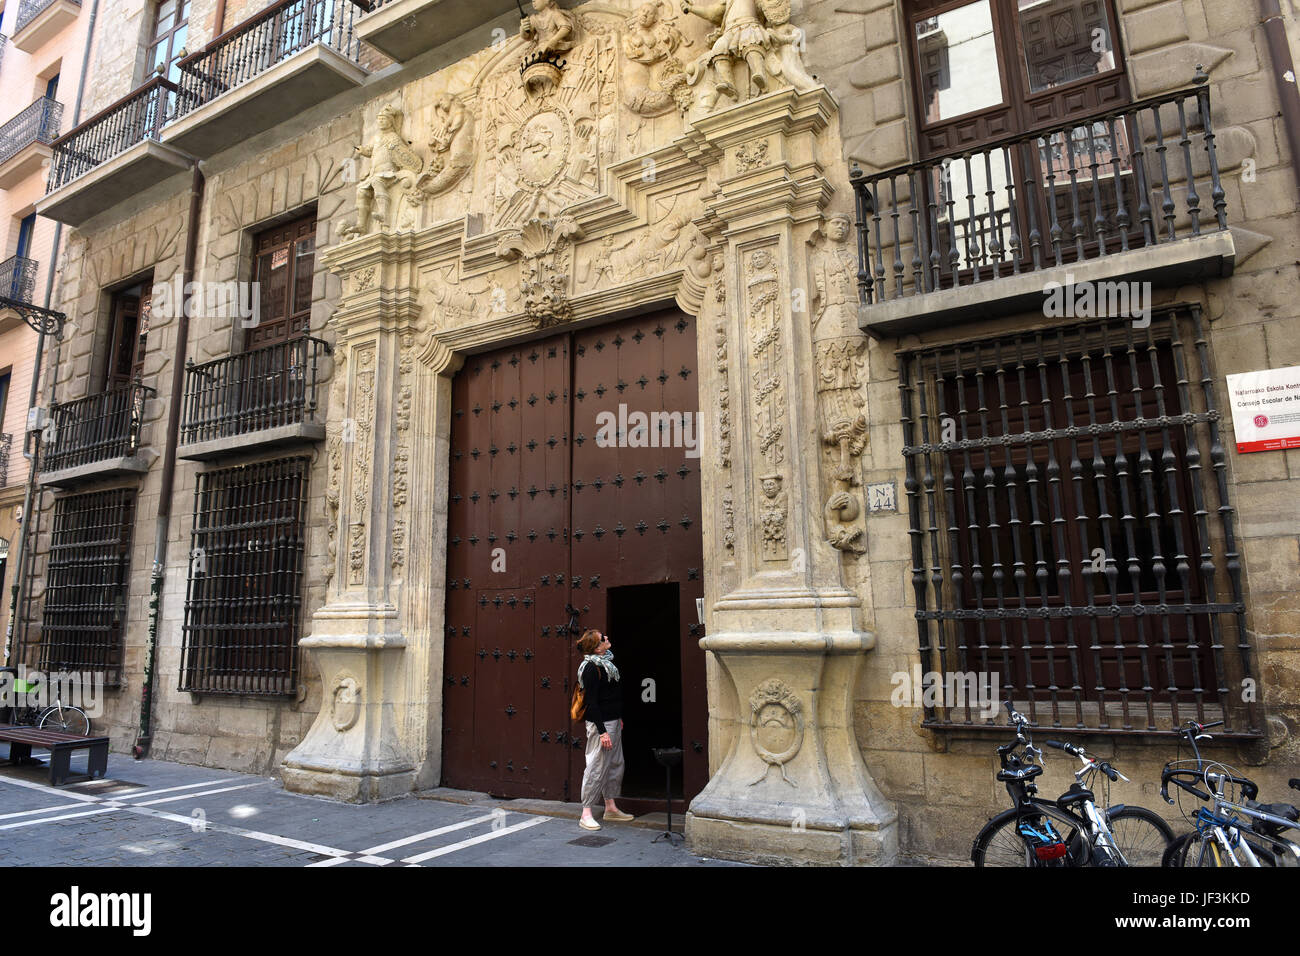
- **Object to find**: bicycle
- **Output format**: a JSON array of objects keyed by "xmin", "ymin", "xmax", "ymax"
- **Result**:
[
  {"xmin": 971, "ymin": 702, "xmax": 1173, "ymax": 867},
  {"xmin": 0, "ymin": 669, "xmax": 91, "ymax": 736},
  {"xmin": 1160, "ymin": 719, "xmax": 1300, "ymax": 867}
]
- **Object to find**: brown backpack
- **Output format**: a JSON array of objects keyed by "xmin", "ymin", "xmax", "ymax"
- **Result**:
[{"xmin": 570, "ymin": 664, "xmax": 592, "ymax": 721}]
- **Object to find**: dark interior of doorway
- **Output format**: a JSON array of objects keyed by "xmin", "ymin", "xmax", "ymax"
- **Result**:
[{"xmin": 606, "ymin": 582, "xmax": 684, "ymax": 801}]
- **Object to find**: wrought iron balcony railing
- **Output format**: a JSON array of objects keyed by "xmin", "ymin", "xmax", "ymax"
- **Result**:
[
  {"xmin": 0, "ymin": 433, "xmax": 12, "ymax": 487},
  {"xmin": 181, "ymin": 336, "xmax": 331, "ymax": 447},
  {"xmin": 44, "ymin": 382, "xmax": 154, "ymax": 474},
  {"xmin": 851, "ymin": 78, "xmax": 1228, "ymax": 308},
  {"xmin": 14, "ymin": 0, "xmax": 80, "ymax": 34},
  {"xmin": 0, "ymin": 35, "xmax": 8, "ymax": 73},
  {"xmin": 0, "ymin": 95, "xmax": 63, "ymax": 166},
  {"xmin": 171, "ymin": 0, "xmax": 362, "ymax": 122},
  {"xmin": 46, "ymin": 76, "xmax": 176, "ymax": 191},
  {"xmin": 0, "ymin": 255, "xmax": 38, "ymax": 303}
]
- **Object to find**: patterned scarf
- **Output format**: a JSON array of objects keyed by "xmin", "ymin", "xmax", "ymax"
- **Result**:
[{"xmin": 578, "ymin": 650, "xmax": 620, "ymax": 684}]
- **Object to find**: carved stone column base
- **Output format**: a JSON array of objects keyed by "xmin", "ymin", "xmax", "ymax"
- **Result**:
[
  {"xmin": 281, "ymin": 604, "xmax": 416, "ymax": 803},
  {"xmin": 685, "ymin": 629, "xmax": 898, "ymax": 866}
]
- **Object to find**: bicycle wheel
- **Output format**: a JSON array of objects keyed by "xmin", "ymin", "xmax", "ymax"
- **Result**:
[
  {"xmin": 1104, "ymin": 806, "xmax": 1174, "ymax": 867},
  {"xmin": 38, "ymin": 705, "xmax": 90, "ymax": 736},
  {"xmin": 973, "ymin": 804, "xmax": 1090, "ymax": 867}
]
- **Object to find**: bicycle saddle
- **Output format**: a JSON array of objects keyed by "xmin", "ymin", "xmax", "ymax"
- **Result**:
[
  {"xmin": 1056, "ymin": 783, "xmax": 1095, "ymax": 811},
  {"xmin": 997, "ymin": 764, "xmax": 1043, "ymax": 782}
]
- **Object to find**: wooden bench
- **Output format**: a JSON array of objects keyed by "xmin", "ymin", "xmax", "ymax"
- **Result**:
[{"xmin": 0, "ymin": 726, "xmax": 110, "ymax": 786}]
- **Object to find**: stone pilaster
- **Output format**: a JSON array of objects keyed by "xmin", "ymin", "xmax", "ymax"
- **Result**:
[
  {"xmin": 680, "ymin": 88, "xmax": 897, "ymax": 865},
  {"xmin": 282, "ymin": 231, "xmax": 455, "ymax": 801}
]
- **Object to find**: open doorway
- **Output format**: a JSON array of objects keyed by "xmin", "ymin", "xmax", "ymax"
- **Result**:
[{"xmin": 606, "ymin": 583, "xmax": 683, "ymax": 801}]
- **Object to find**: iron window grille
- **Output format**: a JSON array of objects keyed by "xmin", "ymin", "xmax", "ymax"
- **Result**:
[
  {"xmin": 898, "ymin": 305, "xmax": 1258, "ymax": 736},
  {"xmin": 38, "ymin": 488, "xmax": 136, "ymax": 688},
  {"xmin": 180, "ymin": 456, "xmax": 309, "ymax": 696}
]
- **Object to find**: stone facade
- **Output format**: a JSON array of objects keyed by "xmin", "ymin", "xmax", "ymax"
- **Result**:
[{"xmin": 18, "ymin": 0, "xmax": 1300, "ymax": 865}]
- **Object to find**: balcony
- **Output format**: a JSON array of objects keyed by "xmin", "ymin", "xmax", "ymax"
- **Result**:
[
  {"xmin": 851, "ymin": 79, "xmax": 1236, "ymax": 338},
  {"xmin": 355, "ymin": 0, "xmax": 516, "ymax": 64},
  {"xmin": 38, "ymin": 77, "xmax": 192, "ymax": 227},
  {"xmin": 1, "ymin": 35, "xmax": 8, "ymax": 73},
  {"xmin": 0, "ymin": 255, "xmax": 38, "ymax": 303},
  {"xmin": 163, "ymin": 0, "xmax": 367, "ymax": 158},
  {"xmin": 0, "ymin": 96, "xmax": 63, "ymax": 189},
  {"xmin": 12, "ymin": 0, "xmax": 80, "ymax": 53},
  {"xmin": 177, "ymin": 336, "xmax": 331, "ymax": 460},
  {"xmin": 41, "ymin": 383, "xmax": 155, "ymax": 487},
  {"xmin": 0, "ymin": 434, "xmax": 12, "ymax": 488}
]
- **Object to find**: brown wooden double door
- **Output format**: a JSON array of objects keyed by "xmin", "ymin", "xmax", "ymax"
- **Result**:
[{"xmin": 442, "ymin": 310, "xmax": 706, "ymax": 805}]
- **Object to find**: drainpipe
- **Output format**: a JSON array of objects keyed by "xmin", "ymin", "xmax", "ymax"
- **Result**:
[
  {"xmin": 135, "ymin": 161, "xmax": 204, "ymax": 759},
  {"xmin": 3, "ymin": 0, "xmax": 101, "ymax": 668},
  {"xmin": 1259, "ymin": 0, "xmax": 1300, "ymax": 195}
]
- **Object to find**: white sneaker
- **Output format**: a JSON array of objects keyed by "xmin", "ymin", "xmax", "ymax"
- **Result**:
[{"xmin": 579, "ymin": 817, "xmax": 601, "ymax": 830}]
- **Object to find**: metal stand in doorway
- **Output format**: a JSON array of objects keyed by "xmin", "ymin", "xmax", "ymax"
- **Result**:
[{"xmin": 651, "ymin": 747, "xmax": 683, "ymax": 845}]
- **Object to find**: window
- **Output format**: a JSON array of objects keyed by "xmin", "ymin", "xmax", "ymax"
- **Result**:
[
  {"xmin": 906, "ymin": 0, "xmax": 1129, "ymax": 159},
  {"xmin": 180, "ymin": 456, "xmax": 309, "ymax": 696},
  {"xmin": 44, "ymin": 73, "xmax": 58, "ymax": 101},
  {"xmin": 249, "ymin": 213, "xmax": 316, "ymax": 350},
  {"xmin": 146, "ymin": 0, "xmax": 189, "ymax": 85},
  {"xmin": 106, "ymin": 283, "xmax": 151, "ymax": 389},
  {"xmin": 39, "ymin": 489, "xmax": 136, "ymax": 688},
  {"xmin": 15, "ymin": 213, "xmax": 35, "ymax": 259},
  {"xmin": 897, "ymin": 307, "xmax": 1259, "ymax": 735}
]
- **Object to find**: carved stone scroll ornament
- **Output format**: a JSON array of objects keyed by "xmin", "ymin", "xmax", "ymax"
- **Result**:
[
  {"xmin": 682, "ymin": 0, "xmax": 816, "ymax": 112},
  {"xmin": 416, "ymin": 93, "xmax": 474, "ymax": 199},
  {"xmin": 495, "ymin": 216, "xmax": 585, "ymax": 328},
  {"xmin": 747, "ymin": 678, "xmax": 803, "ymax": 788},
  {"xmin": 622, "ymin": 1, "xmax": 692, "ymax": 116},
  {"xmin": 339, "ymin": 105, "xmax": 424, "ymax": 238},
  {"xmin": 816, "ymin": 337, "xmax": 868, "ymax": 554},
  {"xmin": 323, "ymin": 347, "xmax": 348, "ymax": 587}
]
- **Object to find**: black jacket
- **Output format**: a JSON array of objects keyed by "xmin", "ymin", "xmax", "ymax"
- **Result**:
[{"xmin": 581, "ymin": 662, "xmax": 622, "ymax": 734}]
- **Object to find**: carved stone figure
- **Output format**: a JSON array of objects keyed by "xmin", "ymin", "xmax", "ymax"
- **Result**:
[
  {"xmin": 809, "ymin": 213, "xmax": 859, "ymax": 336},
  {"xmin": 343, "ymin": 105, "xmax": 424, "ymax": 237},
  {"xmin": 417, "ymin": 93, "xmax": 474, "ymax": 198},
  {"xmin": 682, "ymin": 0, "xmax": 816, "ymax": 111},
  {"xmin": 520, "ymin": 0, "xmax": 579, "ymax": 95},
  {"xmin": 622, "ymin": 1, "xmax": 691, "ymax": 116},
  {"xmin": 758, "ymin": 472, "xmax": 788, "ymax": 562},
  {"xmin": 521, "ymin": 0, "xmax": 576, "ymax": 55}
]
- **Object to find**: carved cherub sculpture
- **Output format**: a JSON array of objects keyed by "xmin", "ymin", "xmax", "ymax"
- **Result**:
[
  {"xmin": 417, "ymin": 93, "xmax": 474, "ymax": 198},
  {"xmin": 346, "ymin": 104, "xmax": 423, "ymax": 236},
  {"xmin": 521, "ymin": 0, "xmax": 577, "ymax": 56}
]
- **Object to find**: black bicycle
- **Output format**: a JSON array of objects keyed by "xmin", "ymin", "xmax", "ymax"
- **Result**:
[{"xmin": 972, "ymin": 702, "xmax": 1172, "ymax": 866}]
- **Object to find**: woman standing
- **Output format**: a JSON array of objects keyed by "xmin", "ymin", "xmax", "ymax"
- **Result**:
[{"xmin": 576, "ymin": 628, "xmax": 633, "ymax": 830}]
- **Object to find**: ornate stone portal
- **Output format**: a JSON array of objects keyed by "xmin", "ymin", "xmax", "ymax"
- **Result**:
[{"xmin": 283, "ymin": 1, "xmax": 896, "ymax": 864}]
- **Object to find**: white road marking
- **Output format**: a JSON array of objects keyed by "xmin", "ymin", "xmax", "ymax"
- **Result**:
[
  {"xmin": 0, "ymin": 806, "xmax": 122, "ymax": 829},
  {"xmin": 0, "ymin": 774, "xmax": 105, "ymax": 802},
  {"xmin": 0, "ymin": 802, "xmax": 92, "ymax": 820},
  {"xmin": 133, "ymin": 783, "xmax": 264, "ymax": 806},
  {"xmin": 0, "ymin": 773, "xmax": 559, "ymax": 866},
  {"xmin": 112, "ymin": 778, "xmax": 242, "ymax": 800},
  {"xmin": 401, "ymin": 816, "xmax": 549, "ymax": 863},
  {"xmin": 359, "ymin": 812, "xmax": 503, "ymax": 855}
]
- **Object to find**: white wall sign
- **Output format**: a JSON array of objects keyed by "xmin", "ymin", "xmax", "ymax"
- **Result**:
[{"xmin": 1225, "ymin": 365, "xmax": 1300, "ymax": 453}]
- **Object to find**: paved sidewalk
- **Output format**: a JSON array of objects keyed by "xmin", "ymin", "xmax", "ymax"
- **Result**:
[{"xmin": 0, "ymin": 747, "xmax": 738, "ymax": 867}]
